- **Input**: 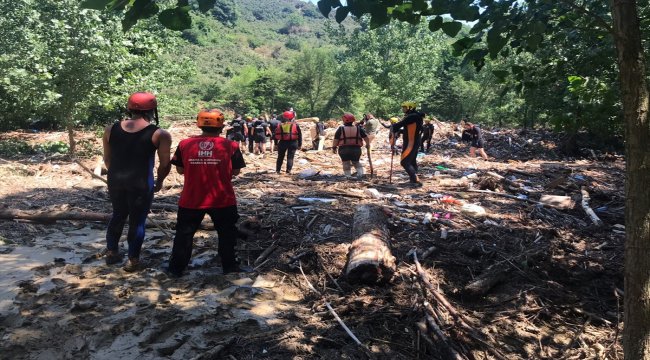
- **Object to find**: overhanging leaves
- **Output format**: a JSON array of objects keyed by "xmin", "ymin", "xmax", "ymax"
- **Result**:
[
  {"xmin": 197, "ymin": 0, "xmax": 217, "ymax": 13},
  {"xmin": 80, "ymin": 0, "xmax": 112, "ymax": 10},
  {"xmin": 158, "ymin": 6, "xmax": 191, "ymax": 31},
  {"xmin": 441, "ymin": 21, "xmax": 462, "ymax": 37}
]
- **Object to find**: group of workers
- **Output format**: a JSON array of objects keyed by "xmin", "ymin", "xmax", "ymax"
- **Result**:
[{"xmin": 102, "ymin": 93, "xmax": 487, "ymax": 276}]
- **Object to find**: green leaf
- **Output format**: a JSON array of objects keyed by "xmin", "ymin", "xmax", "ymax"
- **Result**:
[
  {"xmin": 123, "ymin": 0, "xmax": 158, "ymax": 31},
  {"xmin": 80, "ymin": 0, "xmax": 112, "ymax": 10},
  {"xmin": 412, "ymin": 0, "xmax": 428, "ymax": 12},
  {"xmin": 450, "ymin": 5, "xmax": 480, "ymax": 21},
  {"xmin": 158, "ymin": 6, "xmax": 192, "ymax": 31},
  {"xmin": 428, "ymin": 16, "xmax": 443, "ymax": 32},
  {"xmin": 492, "ymin": 70, "xmax": 509, "ymax": 80},
  {"xmin": 487, "ymin": 28, "xmax": 508, "ymax": 58},
  {"xmin": 107, "ymin": 0, "xmax": 131, "ymax": 11},
  {"xmin": 197, "ymin": 0, "xmax": 217, "ymax": 12},
  {"xmin": 526, "ymin": 33, "xmax": 543, "ymax": 50},
  {"xmin": 369, "ymin": 13, "xmax": 391, "ymax": 29},
  {"xmin": 451, "ymin": 37, "xmax": 475, "ymax": 55},
  {"xmin": 441, "ymin": 21, "xmax": 462, "ymax": 37},
  {"xmin": 317, "ymin": 0, "xmax": 331, "ymax": 17},
  {"xmin": 335, "ymin": 6, "xmax": 349, "ymax": 23}
]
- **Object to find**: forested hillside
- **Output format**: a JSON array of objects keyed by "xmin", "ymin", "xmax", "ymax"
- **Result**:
[{"xmin": 0, "ymin": 0, "xmax": 626, "ymax": 150}]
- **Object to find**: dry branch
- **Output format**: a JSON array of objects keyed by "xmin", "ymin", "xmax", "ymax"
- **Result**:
[
  {"xmin": 0, "ymin": 209, "xmax": 111, "ymax": 223},
  {"xmin": 580, "ymin": 187, "xmax": 604, "ymax": 226}
]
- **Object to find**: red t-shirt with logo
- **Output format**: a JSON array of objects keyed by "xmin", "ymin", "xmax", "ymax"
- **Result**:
[{"xmin": 171, "ymin": 135, "xmax": 246, "ymax": 209}]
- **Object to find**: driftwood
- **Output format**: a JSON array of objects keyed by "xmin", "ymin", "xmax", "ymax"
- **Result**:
[
  {"xmin": 580, "ymin": 187, "xmax": 604, "ymax": 226},
  {"xmin": 486, "ymin": 171, "xmax": 520, "ymax": 188},
  {"xmin": 74, "ymin": 159, "xmax": 108, "ymax": 184},
  {"xmin": 344, "ymin": 205, "xmax": 396, "ymax": 284},
  {"xmin": 539, "ymin": 194, "xmax": 575, "ymax": 210},
  {"xmin": 0, "ymin": 209, "xmax": 111, "ymax": 223},
  {"xmin": 463, "ymin": 263, "xmax": 510, "ymax": 297},
  {"xmin": 254, "ymin": 242, "xmax": 278, "ymax": 267}
]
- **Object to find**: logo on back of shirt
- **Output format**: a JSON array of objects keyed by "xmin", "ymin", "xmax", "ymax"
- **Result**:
[{"xmin": 198, "ymin": 141, "xmax": 214, "ymax": 157}]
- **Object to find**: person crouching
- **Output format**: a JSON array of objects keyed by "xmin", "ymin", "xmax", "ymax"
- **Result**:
[{"xmin": 332, "ymin": 113, "xmax": 370, "ymax": 179}]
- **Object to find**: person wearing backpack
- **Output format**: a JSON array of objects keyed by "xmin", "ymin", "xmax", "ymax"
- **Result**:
[
  {"xmin": 274, "ymin": 110, "xmax": 302, "ymax": 174},
  {"xmin": 268, "ymin": 114, "xmax": 281, "ymax": 152},
  {"xmin": 167, "ymin": 109, "xmax": 247, "ymax": 276},
  {"xmin": 312, "ymin": 119, "xmax": 326, "ymax": 151},
  {"xmin": 102, "ymin": 92, "xmax": 172, "ymax": 271},
  {"xmin": 362, "ymin": 113, "xmax": 380, "ymax": 152},
  {"xmin": 332, "ymin": 113, "xmax": 370, "ymax": 179},
  {"xmin": 227, "ymin": 114, "xmax": 248, "ymax": 151},
  {"xmin": 251, "ymin": 117, "xmax": 271, "ymax": 155}
]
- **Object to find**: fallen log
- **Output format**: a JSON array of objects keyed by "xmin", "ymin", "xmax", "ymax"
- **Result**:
[
  {"xmin": 0, "ymin": 209, "xmax": 111, "ymax": 223},
  {"xmin": 463, "ymin": 264, "xmax": 510, "ymax": 297},
  {"xmin": 344, "ymin": 205, "xmax": 396, "ymax": 284},
  {"xmin": 539, "ymin": 194, "xmax": 575, "ymax": 210},
  {"xmin": 580, "ymin": 187, "xmax": 604, "ymax": 226}
]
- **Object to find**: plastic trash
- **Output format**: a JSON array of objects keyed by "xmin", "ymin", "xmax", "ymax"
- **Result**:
[
  {"xmin": 516, "ymin": 194, "xmax": 528, "ymax": 200},
  {"xmin": 461, "ymin": 204, "xmax": 487, "ymax": 217},
  {"xmin": 366, "ymin": 188, "xmax": 383, "ymax": 199},
  {"xmin": 441, "ymin": 195, "xmax": 463, "ymax": 205},
  {"xmin": 429, "ymin": 193, "xmax": 444, "ymax": 198},
  {"xmin": 393, "ymin": 200, "xmax": 408, "ymax": 207},
  {"xmin": 298, "ymin": 169, "xmax": 319, "ymax": 178},
  {"xmin": 595, "ymin": 206, "xmax": 608, "ymax": 213},
  {"xmin": 298, "ymin": 197, "xmax": 337, "ymax": 204},
  {"xmin": 298, "ymin": 159, "xmax": 310, "ymax": 165},
  {"xmin": 573, "ymin": 174, "xmax": 586, "ymax": 181},
  {"xmin": 423, "ymin": 213, "xmax": 433, "ymax": 224},
  {"xmin": 435, "ymin": 165, "xmax": 449, "ymax": 171}
]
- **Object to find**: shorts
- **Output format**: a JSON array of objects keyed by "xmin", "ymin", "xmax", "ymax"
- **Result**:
[
  {"xmin": 471, "ymin": 140, "xmax": 484, "ymax": 148},
  {"xmin": 338, "ymin": 146, "xmax": 362, "ymax": 162},
  {"xmin": 254, "ymin": 134, "xmax": 267, "ymax": 143},
  {"xmin": 228, "ymin": 133, "xmax": 245, "ymax": 142}
]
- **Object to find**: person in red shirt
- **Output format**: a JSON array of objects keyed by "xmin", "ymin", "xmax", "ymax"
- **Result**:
[{"xmin": 167, "ymin": 109, "xmax": 247, "ymax": 276}]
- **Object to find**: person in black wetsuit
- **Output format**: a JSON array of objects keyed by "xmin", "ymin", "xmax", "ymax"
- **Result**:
[
  {"xmin": 251, "ymin": 117, "xmax": 271, "ymax": 155},
  {"xmin": 392, "ymin": 101, "xmax": 424, "ymax": 186},
  {"xmin": 462, "ymin": 121, "xmax": 488, "ymax": 160},
  {"xmin": 268, "ymin": 114, "xmax": 280, "ymax": 152},
  {"xmin": 420, "ymin": 117, "xmax": 435, "ymax": 153},
  {"xmin": 102, "ymin": 92, "xmax": 172, "ymax": 271}
]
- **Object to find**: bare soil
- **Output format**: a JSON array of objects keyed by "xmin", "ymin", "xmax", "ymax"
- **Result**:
[{"xmin": 0, "ymin": 122, "xmax": 625, "ymax": 359}]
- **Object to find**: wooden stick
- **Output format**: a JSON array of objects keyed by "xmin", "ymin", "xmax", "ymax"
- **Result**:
[
  {"xmin": 580, "ymin": 187, "xmax": 604, "ymax": 226},
  {"xmin": 463, "ymin": 189, "xmax": 545, "ymax": 206},
  {"xmin": 486, "ymin": 171, "xmax": 520, "ymax": 188},
  {"xmin": 254, "ymin": 242, "xmax": 278, "ymax": 266},
  {"xmin": 74, "ymin": 158, "xmax": 108, "ymax": 184}
]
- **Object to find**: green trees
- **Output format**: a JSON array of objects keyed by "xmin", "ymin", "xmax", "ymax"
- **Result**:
[{"xmin": 318, "ymin": 0, "xmax": 649, "ymax": 357}]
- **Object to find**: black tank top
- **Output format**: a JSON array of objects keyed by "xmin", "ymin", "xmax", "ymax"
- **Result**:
[{"xmin": 107, "ymin": 122, "xmax": 158, "ymax": 190}]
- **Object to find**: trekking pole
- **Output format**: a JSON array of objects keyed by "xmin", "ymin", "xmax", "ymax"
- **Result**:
[{"xmin": 367, "ymin": 146, "xmax": 374, "ymax": 178}]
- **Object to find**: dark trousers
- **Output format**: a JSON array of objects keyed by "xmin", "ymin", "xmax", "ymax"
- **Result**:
[
  {"xmin": 276, "ymin": 140, "xmax": 298, "ymax": 173},
  {"xmin": 106, "ymin": 186, "xmax": 153, "ymax": 259},
  {"xmin": 401, "ymin": 138, "xmax": 420, "ymax": 183},
  {"xmin": 169, "ymin": 206, "xmax": 239, "ymax": 274},
  {"xmin": 248, "ymin": 136, "xmax": 254, "ymax": 153},
  {"xmin": 420, "ymin": 135, "xmax": 432, "ymax": 152}
]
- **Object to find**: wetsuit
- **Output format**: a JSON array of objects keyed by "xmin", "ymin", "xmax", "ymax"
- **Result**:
[
  {"xmin": 420, "ymin": 123, "xmax": 434, "ymax": 152},
  {"xmin": 252, "ymin": 120, "xmax": 269, "ymax": 144},
  {"xmin": 168, "ymin": 135, "xmax": 246, "ymax": 275},
  {"xmin": 268, "ymin": 118, "xmax": 281, "ymax": 148},
  {"xmin": 246, "ymin": 121, "xmax": 255, "ymax": 153},
  {"xmin": 106, "ymin": 122, "xmax": 158, "ymax": 260},
  {"xmin": 275, "ymin": 121, "xmax": 302, "ymax": 173},
  {"xmin": 392, "ymin": 110, "xmax": 424, "ymax": 183}
]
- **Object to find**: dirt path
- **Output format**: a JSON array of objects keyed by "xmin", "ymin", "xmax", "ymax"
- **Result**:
[{"xmin": 0, "ymin": 124, "xmax": 625, "ymax": 359}]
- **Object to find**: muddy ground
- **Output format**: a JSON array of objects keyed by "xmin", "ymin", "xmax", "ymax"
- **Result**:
[{"xmin": 0, "ymin": 121, "xmax": 625, "ymax": 359}]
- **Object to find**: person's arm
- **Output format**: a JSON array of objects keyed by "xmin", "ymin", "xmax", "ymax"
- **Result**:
[
  {"xmin": 296, "ymin": 123, "xmax": 302, "ymax": 148},
  {"xmin": 153, "ymin": 129, "xmax": 172, "ymax": 192},
  {"xmin": 360, "ymin": 128, "xmax": 370, "ymax": 150},
  {"xmin": 170, "ymin": 144, "xmax": 184, "ymax": 175},
  {"xmin": 231, "ymin": 145, "xmax": 246, "ymax": 177},
  {"xmin": 102, "ymin": 124, "xmax": 113, "ymax": 170},
  {"xmin": 332, "ymin": 127, "xmax": 342, "ymax": 153}
]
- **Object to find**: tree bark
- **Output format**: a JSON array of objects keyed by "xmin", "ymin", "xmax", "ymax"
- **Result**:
[
  {"xmin": 344, "ymin": 205, "xmax": 396, "ymax": 284},
  {"xmin": 0, "ymin": 209, "xmax": 110, "ymax": 222},
  {"xmin": 610, "ymin": 1, "xmax": 650, "ymax": 359}
]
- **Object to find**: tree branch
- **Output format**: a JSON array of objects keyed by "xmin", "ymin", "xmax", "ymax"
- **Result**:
[{"xmin": 556, "ymin": 0, "xmax": 614, "ymax": 35}]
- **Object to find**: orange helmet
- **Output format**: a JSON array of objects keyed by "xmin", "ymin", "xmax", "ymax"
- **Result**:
[
  {"xmin": 127, "ymin": 92, "xmax": 157, "ymax": 111},
  {"xmin": 197, "ymin": 109, "xmax": 225, "ymax": 128},
  {"xmin": 282, "ymin": 111, "xmax": 295, "ymax": 120},
  {"xmin": 342, "ymin": 113, "xmax": 355, "ymax": 124}
]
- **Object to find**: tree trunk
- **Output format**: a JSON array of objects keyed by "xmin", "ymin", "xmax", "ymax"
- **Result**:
[
  {"xmin": 611, "ymin": 2, "xmax": 650, "ymax": 359},
  {"xmin": 67, "ymin": 123, "xmax": 76, "ymax": 155},
  {"xmin": 344, "ymin": 205, "xmax": 396, "ymax": 284}
]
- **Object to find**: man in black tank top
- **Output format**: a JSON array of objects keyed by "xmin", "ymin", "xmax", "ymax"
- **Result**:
[{"xmin": 102, "ymin": 92, "xmax": 172, "ymax": 272}]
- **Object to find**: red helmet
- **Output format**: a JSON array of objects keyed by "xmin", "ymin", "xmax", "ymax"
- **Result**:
[
  {"xmin": 282, "ymin": 111, "xmax": 295, "ymax": 120},
  {"xmin": 127, "ymin": 92, "xmax": 157, "ymax": 111},
  {"xmin": 197, "ymin": 109, "xmax": 225, "ymax": 128},
  {"xmin": 342, "ymin": 113, "xmax": 355, "ymax": 124}
]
